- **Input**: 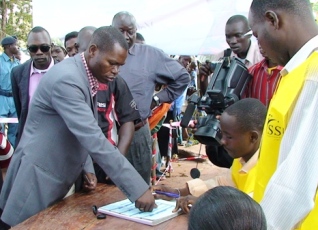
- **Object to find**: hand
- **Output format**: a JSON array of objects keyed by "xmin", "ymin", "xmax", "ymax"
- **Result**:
[
  {"xmin": 198, "ymin": 62, "xmax": 212, "ymax": 78},
  {"xmin": 135, "ymin": 188, "xmax": 157, "ymax": 212},
  {"xmin": 82, "ymin": 172, "xmax": 97, "ymax": 192},
  {"xmin": 173, "ymin": 195, "xmax": 198, "ymax": 213},
  {"xmin": 188, "ymin": 119, "xmax": 198, "ymax": 133},
  {"xmin": 152, "ymin": 185, "xmax": 179, "ymax": 201}
]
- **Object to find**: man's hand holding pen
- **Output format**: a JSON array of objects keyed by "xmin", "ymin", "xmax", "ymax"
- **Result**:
[
  {"xmin": 83, "ymin": 172, "xmax": 97, "ymax": 192},
  {"xmin": 152, "ymin": 185, "xmax": 195, "ymax": 213}
]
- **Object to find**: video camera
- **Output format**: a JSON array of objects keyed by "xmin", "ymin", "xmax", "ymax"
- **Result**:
[{"xmin": 180, "ymin": 56, "xmax": 251, "ymax": 146}]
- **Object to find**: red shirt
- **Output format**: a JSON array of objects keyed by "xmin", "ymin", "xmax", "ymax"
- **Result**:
[{"xmin": 247, "ymin": 59, "xmax": 283, "ymax": 107}]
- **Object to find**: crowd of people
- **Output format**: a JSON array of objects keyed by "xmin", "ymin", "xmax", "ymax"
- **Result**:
[{"xmin": 0, "ymin": 0, "xmax": 317, "ymax": 229}]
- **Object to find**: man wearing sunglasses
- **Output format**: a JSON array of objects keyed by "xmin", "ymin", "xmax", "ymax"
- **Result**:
[
  {"xmin": 10, "ymin": 26, "xmax": 97, "ymax": 197},
  {"xmin": 10, "ymin": 26, "xmax": 56, "ymax": 148}
]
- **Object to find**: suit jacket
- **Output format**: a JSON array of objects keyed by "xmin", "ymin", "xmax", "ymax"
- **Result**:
[
  {"xmin": 10, "ymin": 58, "xmax": 58, "ymax": 148},
  {"xmin": 10, "ymin": 58, "xmax": 93, "ymax": 191},
  {"xmin": 0, "ymin": 54, "xmax": 149, "ymax": 226}
]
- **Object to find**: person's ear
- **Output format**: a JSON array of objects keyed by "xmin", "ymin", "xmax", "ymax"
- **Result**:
[
  {"xmin": 250, "ymin": 131, "xmax": 260, "ymax": 143},
  {"xmin": 88, "ymin": 44, "xmax": 97, "ymax": 57},
  {"xmin": 265, "ymin": 10, "xmax": 280, "ymax": 29}
]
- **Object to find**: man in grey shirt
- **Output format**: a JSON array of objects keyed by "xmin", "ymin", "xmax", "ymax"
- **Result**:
[{"xmin": 112, "ymin": 11, "xmax": 190, "ymax": 184}]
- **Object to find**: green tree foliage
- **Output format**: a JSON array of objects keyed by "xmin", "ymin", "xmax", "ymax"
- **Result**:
[{"xmin": 0, "ymin": 0, "xmax": 32, "ymax": 43}]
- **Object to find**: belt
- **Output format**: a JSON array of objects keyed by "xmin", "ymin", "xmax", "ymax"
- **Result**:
[
  {"xmin": 0, "ymin": 90, "xmax": 13, "ymax": 97},
  {"xmin": 134, "ymin": 118, "xmax": 148, "ymax": 131}
]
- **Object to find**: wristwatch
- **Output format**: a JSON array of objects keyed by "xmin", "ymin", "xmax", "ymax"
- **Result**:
[{"xmin": 153, "ymin": 95, "xmax": 160, "ymax": 106}]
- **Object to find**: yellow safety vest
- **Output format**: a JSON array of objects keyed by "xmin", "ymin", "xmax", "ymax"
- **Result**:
[
  {"xmin": 231, "ymin": 158, "xmax": 258, "ymax": 194},
  {"xmin": 254, "ymin": 51, "xmax": 318, "ymax": 229}
]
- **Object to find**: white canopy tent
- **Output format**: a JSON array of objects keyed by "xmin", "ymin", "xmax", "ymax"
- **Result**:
[
  {"xmin": 137, "ymin": 0, "xmax": 253, "ymax": 55},
  {"xmin": 33, "ymin": 0, "xmax": 253, "ymax": 55}
]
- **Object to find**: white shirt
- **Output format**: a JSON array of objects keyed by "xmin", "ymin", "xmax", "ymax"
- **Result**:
[{"xmin": 260, "ymin": 35, "xmax": 318, "ymax": 230}]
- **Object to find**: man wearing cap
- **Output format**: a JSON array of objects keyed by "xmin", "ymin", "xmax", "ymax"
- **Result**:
[{"xmin": 0, "ymin": 36, "xmax": 20, "ymax": 147}]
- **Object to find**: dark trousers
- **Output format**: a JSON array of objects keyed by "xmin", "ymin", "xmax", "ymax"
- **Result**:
[{"xmin": 157, "ymin": 111, "xmax": 178, "ymax": 158}]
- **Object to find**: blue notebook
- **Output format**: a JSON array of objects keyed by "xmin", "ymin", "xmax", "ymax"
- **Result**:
[{"xmin": 98, "ymin": 199, "xmax": 181, "ymax": 226}]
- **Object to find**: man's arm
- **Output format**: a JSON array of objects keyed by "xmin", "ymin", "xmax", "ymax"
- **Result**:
[
  {"xmin": 117, "ymin": 121, "xmax": 134, "ymax": 155},
  {"xmin": 50, "ymin": 77, "xmax": 153, "ymax": 204},
  {"xmin": 10, "ymin": 67, "xmax": 21, "ymax": 119},
  {"xmin": 261, "ymin": 80, "xmax": 318, "ymax": 229},
  {"xmin": 153, "ymin": 53, "xmax": 190, "ymax": 103}
]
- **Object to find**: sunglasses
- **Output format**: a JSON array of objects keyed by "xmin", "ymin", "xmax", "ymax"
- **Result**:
[{"xmin": 27, "ymin": 44, "xmax": 51, "ymax": 53}]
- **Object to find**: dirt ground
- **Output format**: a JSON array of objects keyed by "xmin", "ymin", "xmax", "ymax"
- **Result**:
[{"xmin": 154, "ymin": 143, "xmax": 229, "ymax": 188}]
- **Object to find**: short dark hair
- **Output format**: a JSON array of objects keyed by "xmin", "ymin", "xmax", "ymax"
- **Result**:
[
  {"xmin": 226, "ymin": 15, "xmax": 250, "ymax": 31},
  {"xmin": 89, "ymin": 26, "xmax": 128, "ymax": 53},
  {"xmin": 224, "ymin": 98, "xmax": 267, "ymax": 133},
  {"xmin": 188, "ymin": 186, "xmax": 267, "ymax": 230},
  {"xmin": 112, "ymin": 11, "xmax": 137, "ymax": 28},
  {"xmin": 64, "ymin": 31, "xmax": 78, "ymax": 47},
  {"xmin": 250, "ymin": 0, "xmax": 312, "ymax": 22},
  {"xmin": 28, "ymin": 26, "xmax": 51, "ymax": 42},
  {"xmin": 77, "ymin": 26, "xmax": 97, "ymax": 52},
  {"xmin": 136, "ymin": 32, "xmax": 145, "ymax": 41}
]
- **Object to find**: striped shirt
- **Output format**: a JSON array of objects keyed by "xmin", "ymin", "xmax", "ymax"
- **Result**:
[
  {"xmin": 80, "ymin": 52, "xmax": 98, "ymax": 96},
  {"xmin": 247, "ymin": 59, "xmax": 283, "ymax": 107}
]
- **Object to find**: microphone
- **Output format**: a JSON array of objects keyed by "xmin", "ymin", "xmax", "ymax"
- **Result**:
[
  {"xmin": 180, "ymin": 102, "xmax": 196, "ymax": 128},
  {"xmin": 190, "ymin": 168, "xmax": 201, "ymax": 179},
  {"xmin": 180, "ymin": 94, "xmax": 200, "ymax": 128}
]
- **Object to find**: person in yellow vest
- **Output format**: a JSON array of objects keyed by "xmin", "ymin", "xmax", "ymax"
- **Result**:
[
  {"xmin": 248, "ymin": 0, "xmax": 318, "ymax": 229},
  {"xmin": 153, "ymin": 98, "xmax": 267, "ymax": 213}
]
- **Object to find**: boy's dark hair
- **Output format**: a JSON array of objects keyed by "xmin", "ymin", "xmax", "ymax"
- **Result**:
[
  {"xmin": 189, "ymin": 186, "xmax": 267, "ymax": 230},
  {"xmin": 224, "ymin": 98, "xmax": 267, "ymax": 132},
  {"xmin": 64, "ymin": 31, "xmax": 78, "ymax": 47}
]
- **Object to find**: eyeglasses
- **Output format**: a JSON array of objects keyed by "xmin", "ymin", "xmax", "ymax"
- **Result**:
[
  {"xmin": 27, "ymin": 44, "xmax": 51, "ymax": 53},
  {"xmin": 243, "ymin": 30, "xmax": 253, "ymax": 37}
]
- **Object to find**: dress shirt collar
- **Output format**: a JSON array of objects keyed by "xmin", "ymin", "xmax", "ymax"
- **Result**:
[
  {"xmin": 281, "ymin": 35, "xmax": 318, "ymax": 77},
  {"xmin": 30, "ymin": 57, "xmax": 54, "ymax": 77},
  {"xmin": 245, "ymin": 40, "xmax": 260, "ymax": 67},
  {"xmin": 80, "ymin": 52, "xmax": 99, "ymax": 96},
  {"xmin": 239, "ymin": 149, "xmax": 260, "ymax": 173},
  {"xmin": 230, "ymin": 40, "xmax": 261, "ymax": 68},
  {"xmin": 1, "ymin": 52, "xmax": 18, "ymax": 63},
  {"xmin": 1, "ymin": 52, "xmax": 11, "ymax": 62}
]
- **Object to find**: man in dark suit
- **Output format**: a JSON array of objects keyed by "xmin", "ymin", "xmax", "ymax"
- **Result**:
[
  {"xmin": 0, "ymin": 26, "xmax": 155, "ymax": 228},
  {"xmin": 11, "ymin": 26, "xmax": 56, "ymax": 148}
]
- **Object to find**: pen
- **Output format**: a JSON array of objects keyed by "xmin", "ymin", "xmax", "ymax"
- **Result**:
[
  {"xmin": 83, "ymin": 171, "xmax": 92, "ymax": 184},
  {"xmin": 154, "ymin": 190, "xmax": 180, "ymax": 198}
]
